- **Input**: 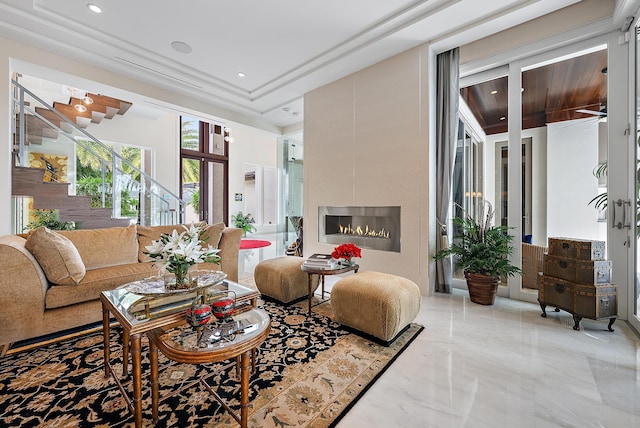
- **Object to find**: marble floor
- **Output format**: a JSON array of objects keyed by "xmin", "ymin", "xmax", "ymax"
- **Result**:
[{"xmin": 239, "ymin": 234, "xmax": 640, "ymax": 428}]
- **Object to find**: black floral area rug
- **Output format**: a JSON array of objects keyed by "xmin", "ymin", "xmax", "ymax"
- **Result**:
[{"xmin": 0, "ymin": 300, "xmax": 423, "ymax": 427}]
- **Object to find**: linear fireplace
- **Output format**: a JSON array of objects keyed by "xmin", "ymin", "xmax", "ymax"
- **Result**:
[{"xmin": 318, "ymin": 206, "xmax": 401, "ymax": 252}]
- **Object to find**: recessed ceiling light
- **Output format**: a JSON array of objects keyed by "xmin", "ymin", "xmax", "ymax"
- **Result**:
[
  {"xmin": 490, "ymin": 90, "xmax": 498, "ymax": 95},
  {"xmin": 87, "ymin": 4, "xmax": 102, "ymax": 14},
  {"xmin": 171, "ymin": 41, "xmax": 192, "ymax": 54},
  {"xmin": 499, "ymin": 116, "xmax": 506, "ymax": 121},
  {"xmin": 74, "ymin": 104, "xmax": 88, "ymax": 113},
  {"xmin": 237, "ymin": 72, "xmax": 246, "ymax": 78},
  {"xmin": 82, "ymin": 95, "xmax": 94, "ymax": 104}
]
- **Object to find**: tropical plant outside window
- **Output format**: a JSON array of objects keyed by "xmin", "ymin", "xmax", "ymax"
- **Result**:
[
  {"xmin": 75, "ymin": 139, "xmax": 142, "ymax": 219},
  {"xmin": 181, "ymin": 118, "xmax": 200, "ymax": 151},
  {"xmin": 181, "ymin": 119, "xmax": 201, "ymax": 222},
  {"xmin": 588, "ymin": 135, "xmax": 640, "ymax": 228}
]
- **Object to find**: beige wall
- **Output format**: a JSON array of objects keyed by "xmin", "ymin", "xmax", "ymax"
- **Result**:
[
  {"xmin": 304, "ymin": 46, "xmax": 431, "ymax": 294},
  {"xmin": 460, "ymin": 0, "xmax": 614, "ymax": 64}
]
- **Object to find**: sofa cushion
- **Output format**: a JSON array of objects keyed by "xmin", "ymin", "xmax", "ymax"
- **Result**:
[
  {"xmin": 45, "ymin": 262, "xmax": 158, "ymax": 309},
  {"xmin": 136, "ymin": 222, "xmax": 221, "ymax": 262},
  {"xmin": 57, "ymin": 224, "xmax": 139, "ymax": 270},
  {"xmin": 201, "ymin": 222, "xmax": 225, "ymax": 249},
  {"xmin": 25, "ymin": 227, "xmax": 86, "ymax": 285}
]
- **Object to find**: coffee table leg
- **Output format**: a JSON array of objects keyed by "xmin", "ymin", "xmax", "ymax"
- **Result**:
[
  {"xmin": 130, "ymin": 333, "xmax": 143, "ymax": 428},
  {"xmin": 321, "ymin": 275, "xmax": 325, "ymax": 298},
  {"xmin": 240, "ymin": 351, "xmax": 250, "ymax": 428},
  {"xmin": 150, "ymin": 339, "xmax": 159, "ymax": 422},
  {"xmin": 307, "ymin": 273, "xmax": 313, "ymax": 316},
  {"xmin": 101, "ymin": 304, "xmax": 110, "ymax": 378},
  {"xmin": 122, "ymin": 329, "xmax": 130, "ymax": 376}
]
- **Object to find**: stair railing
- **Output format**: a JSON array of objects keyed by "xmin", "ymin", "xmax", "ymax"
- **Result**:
[{"xmin": 12, "ymin": 79, "xmax": 186, "ymax": 227}]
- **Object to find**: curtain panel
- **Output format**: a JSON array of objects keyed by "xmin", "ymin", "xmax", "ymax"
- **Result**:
[{"xmin": 435, "ymin": 48, "xmax": 459, "ymax": 293}]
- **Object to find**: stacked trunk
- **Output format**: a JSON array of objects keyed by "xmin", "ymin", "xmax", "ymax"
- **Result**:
[{"xmin": 538, "ymin": 238, "xmax": 617, "ymax": 332}]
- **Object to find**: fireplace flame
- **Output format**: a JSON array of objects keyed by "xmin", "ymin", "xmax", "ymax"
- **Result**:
[{"xmin": 338, "ymin": 223, "xmax": 390, "ymax": 239}]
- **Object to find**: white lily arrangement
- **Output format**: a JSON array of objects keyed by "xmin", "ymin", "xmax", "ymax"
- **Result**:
[{"xmin": 144, "ymin": 224, "xmax": 221, "ymax": 277}]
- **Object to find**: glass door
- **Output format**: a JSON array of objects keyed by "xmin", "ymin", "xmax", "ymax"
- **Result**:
[
  {"xmin": 631, "ymin": 22, "xmax": 640, "ymax": 334},
  {"xmin": 494, "ymin": 138, "xmax": 532, "ymax": 235},
  {"xmin": 461, "ymin": 41, "xmax": 610, "ymax": 303},
  {"xmin": 277, "ymin": 137, "xmax": 304, "ymax": 256}
]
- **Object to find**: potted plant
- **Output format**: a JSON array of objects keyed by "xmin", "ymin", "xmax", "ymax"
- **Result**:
[
  {"xmin": 25, "ymin": 209, "xmax": 76, "ymax": 231},
  {"xmin": 434, "ymin": 201, "xmax": 520, "ymax": 305},
  {"xmin": 231, "ymin": 211, "xmax": 257, "ymax": 236}
]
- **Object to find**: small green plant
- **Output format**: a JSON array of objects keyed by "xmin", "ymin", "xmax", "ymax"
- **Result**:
[
  {"xmin": 231, "ymin": 211, "xmax": 257, "ymax": 235},
  {"xmin": 25, "ymin": 209, "xmax": 76, "ymax": 231}
]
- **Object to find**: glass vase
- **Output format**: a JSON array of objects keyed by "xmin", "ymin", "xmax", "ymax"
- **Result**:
[
  {"xmin": 340, "ymin": 258, "xmax": 354, "ymax": 267},
  {"xmin": 164, "ymin": 264, "xmax": 194, "ymax": 290}
]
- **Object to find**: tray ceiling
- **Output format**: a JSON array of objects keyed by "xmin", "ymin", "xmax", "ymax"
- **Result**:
[{"xmin": 0, "ymin": 0, "xmax": 607, "ymax": 127}]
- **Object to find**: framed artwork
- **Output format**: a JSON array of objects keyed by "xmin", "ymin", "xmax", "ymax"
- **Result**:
[{"xmin": 28, "ymin": 152, "xmax": 68, "ymax": 183}]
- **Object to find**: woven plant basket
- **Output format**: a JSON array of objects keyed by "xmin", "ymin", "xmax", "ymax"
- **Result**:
[{"xmin": 464, "ymin": 272, "xmax": 499, "ymax": 305}]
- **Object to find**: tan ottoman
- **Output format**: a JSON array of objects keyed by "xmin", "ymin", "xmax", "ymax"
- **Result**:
[
  {"xmin": 331, "ymin": 271, "xmax": 421, "ymax": 344},
  {"xmin": 254, "ymin": 256, "xmax": 319, "ymax": 304}
]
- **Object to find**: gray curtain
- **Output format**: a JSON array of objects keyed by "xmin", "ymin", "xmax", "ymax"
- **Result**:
[{"xmin": 435, "ymin": 48, "xmax": 459, "ymax": 293}]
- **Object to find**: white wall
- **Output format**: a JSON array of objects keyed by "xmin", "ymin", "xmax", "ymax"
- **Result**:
[
  {"xmin": 1, "ymin": 36, "xmax": 282, "ymax": 234},
  {"xmin": 547, "ymin": 118, "xmax": 605, "ymax": 241},
  {"xmin": 227, "ymin": 124, "xmax": 278, "ymax": 230}
]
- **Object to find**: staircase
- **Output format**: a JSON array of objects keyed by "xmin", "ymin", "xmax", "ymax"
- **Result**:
[
  {"xmin": 12, "ymin": 165, "xmax": 130, "ymax": 230},
  {"xmin": 11, "ymin": 80, "xmax": 185, "ymax": 232},
  {"xmin": 15, "ymin": 92, "xmax": 132, "ymax": 146}
]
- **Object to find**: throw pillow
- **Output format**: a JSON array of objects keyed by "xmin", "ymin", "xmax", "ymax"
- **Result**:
[
  {"xmin": 25, "ymin": 227, "xmax": 86, "ymax": 285},
  {"xmin": 201, "ymin": 222, "xmax": 225, "ymax": 249}
]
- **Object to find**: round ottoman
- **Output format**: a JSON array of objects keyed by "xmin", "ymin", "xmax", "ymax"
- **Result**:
[
  {"xmin": 331, "ymin": 271, "xmax": 421, "ymax": 344},
  {"xmin": 254, "ymin": 256, "xmax": 319, "ymax": 304}
]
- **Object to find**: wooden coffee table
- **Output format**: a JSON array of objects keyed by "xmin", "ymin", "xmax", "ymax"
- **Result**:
[
  {"xmin": 100, "ymin": 278, "xmax": 259, "ymax": 428},
  {"xmin": 301, "ymin": 264, "xmax": 359, "ymax": 315},
  {"xmin": 147, "ymin": 308, "xmax": 271, "ymax": 427}
]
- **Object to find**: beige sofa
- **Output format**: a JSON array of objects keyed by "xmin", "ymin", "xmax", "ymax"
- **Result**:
[{"xmin": 0, "ymin": 223, "xmax": 242, "ymax": 353}]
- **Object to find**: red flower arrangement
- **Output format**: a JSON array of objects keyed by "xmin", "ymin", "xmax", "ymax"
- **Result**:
[{"xmin": 331, "ymin": 243, "xmax": 362, "ymax": 262}]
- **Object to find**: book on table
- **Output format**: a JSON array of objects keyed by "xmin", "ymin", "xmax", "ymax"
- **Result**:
[{"xmin": 303, "ymin": 253, "xmax": 339, "ymax": 269}]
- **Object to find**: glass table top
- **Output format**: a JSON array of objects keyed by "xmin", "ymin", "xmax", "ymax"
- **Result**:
[
  {"xmin": 157, "ymin": 308, "xmax": 270, "ymax": 352},
  {"xmin": 102, "ymin": 277, "xmax": 258, "ymax": 325}
]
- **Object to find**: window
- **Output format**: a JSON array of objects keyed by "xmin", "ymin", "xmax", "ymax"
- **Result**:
[{"xmin": 180, "ymin": 116, "xmax": 229, "ymax": 225}]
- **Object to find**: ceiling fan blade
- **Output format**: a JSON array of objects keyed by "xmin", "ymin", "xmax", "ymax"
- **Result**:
[{"xmin": 576, "ymin": 109, "xmax": 606, "ymax": 116}]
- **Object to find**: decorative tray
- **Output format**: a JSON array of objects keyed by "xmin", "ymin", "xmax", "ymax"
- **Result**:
[{"xmin": 125, "ymin": 271, "xmax": 227, "ymax": 297}]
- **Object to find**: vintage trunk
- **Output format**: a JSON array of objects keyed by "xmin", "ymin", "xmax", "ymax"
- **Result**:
[
  {"xmin": 539, "ymin": 275, "xmax": 575, "ymax": 312},
  {"xmin": 538, "ymin": 275, "xmax": 617, "ymax": 331},
  {"xmin": 544, "ymin": 254, "xmax": 611, "ymax": 285},
  {"xmin": 548, "ymin": 238, "xmax": 605, "ymax": 261},
  {"xmin": 574, "ymin": 283, "xmax": 617, "ymax": 320}
]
